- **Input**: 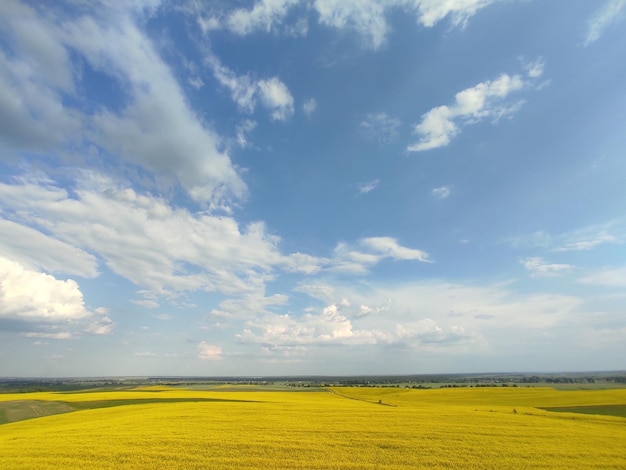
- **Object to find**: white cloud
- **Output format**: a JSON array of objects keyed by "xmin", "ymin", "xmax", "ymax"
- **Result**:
[
  {"xmin": 0, "ymin": 2, "xmax": 247, "ymax": 208},
  {"xmin": 521, "ymin": 257, "xmax": 574, "ymax": 277},
  {"xmin": 579, "ymin": 267, "xmax": 626, "ymax": 288},
  {"xmin": 210, "ymin": 292, "xmax": 289, "ymax": 320},
  {"xmin": 206, "ymin": 54, "xmax": 258, "ymax": 113},
  {"xmin": 585, "ymin": 0, "xmax": 626, "ymax": 46},
  {"xmin": 521, "ymin": 57, "xmax": 545, "ymax": 79},
  {"xmin": 360, "ymin": 112, "xmax": 401, "ymax": 143},
  {"xmin": 236, "ymin": 119, "xmax": 258, "ymax": 148},
  {"xmin": 0, "ymin": 178, "xmax": 284, "ymax": 298},
  {"xmin": 0, "ymin": 257, "xmax": 91, "ymax": 322},
  {"xmin": 314, "ymin": 0, "xmax": 389, "ymax": 49},
  {"xmin": 238, "ymin": 301, "xmax": 476, "ymax": 350},
  {"xmin": 131, "ymin": 299, "xmax": 160, "ymax": 309},
  {"xmin": 291, "ymin": 278, "xmax": 584, "ymax": 353},
  {"xmin": 134, "ymin": 352, "xmax": 157, "ymax": 357},
  {"xmin": 86, "ymin": 308, "xmax": 115, "ymax": 335},
  {"xmin": 0, "ymin": 257, "xmax": 110, "ymax": 337},
  {"xmin": 198, "ymin": 15, "xmax": 220, "ymax": 34},
  {"xmin": 408, "ymin": 70, "xmax": 536, "ymax": 152},
  {"xmin": 507, "ymin": 222, "xmax": 625, "ymax": 253},
  {"xmin": 258, "ymin": 77, "xmax": 295, "ymax": 121},
  {"xmin": 206, "ymin": 54, "xmax": 294, "ymax": 121},
  {"xmin": 198, "ymin": 342, "xmax": 222, "ymax": 360},
  {"xmin": 432, "ymin": 185, "xmax": 451, "ymax": 199},
  {"xmin": 314, "ymin": 0, "xmax": 499, "ymax": 49},
  {"xmin": 24, "ymin": 332, "xmax": 72, "ymax": 340},
  {"xmin": 361, "ymin": 237, "xmax": 430, "ymax": 261},
  {"xmin": 555, "ymin": 233, "xmax": 619, "ymax": 252},
  {"xmin": 0, "ymin": 219, "xmax": 98, "ymax": 278},
  {"xmin": 237, "ymin": 304, "xmax": 378, "ymax": 346},
  {"xmin": 357, "ymin": 179, "xmax": 379, "ymax": 195},
  {"xmin": 198, "ymin": 0, "xmax": 499, "ymax": 49},
  {"xmin": 330, "ymin": 237, "xmax": 430, "ymax": 274},
  {"xmin": 226, "ymin": 0, "xmax": 301, "ymax": 35},
  {"xmin": 302, "ymin": 98, "xmax": 317, "ymax": 116},
  {"xmin": 414, "ymin": 0, "xmax": 499, "ymax": 28},
  {"xmin": 0, "ymin": 1, "xmax": 81, "ymax": 152}
]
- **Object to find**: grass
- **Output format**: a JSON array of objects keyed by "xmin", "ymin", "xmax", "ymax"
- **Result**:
[
  {"xmin": 0, "ymin": 386, "xmax": 625, "ymax": 468},
  {"xmin": 0, "ymin": 396, "xmax": 258, "ymax": 424},
  {"xmin": 538, "ymin": 404, "xmax": 626, "ymax": 418}
]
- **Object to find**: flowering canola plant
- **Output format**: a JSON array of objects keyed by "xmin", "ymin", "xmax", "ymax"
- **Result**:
[{"xmin": 0, "ymin": 386, "xmax": 625, "ymax": 469}]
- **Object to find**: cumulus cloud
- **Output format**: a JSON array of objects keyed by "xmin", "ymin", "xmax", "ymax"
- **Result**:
[
  {"xmin": 198, "ymin": 342, "xmax": 222, "ymax": 360},
  {"xmin": 237, "ymin": 304, "xmax": 378, "ymax": 346},
  {"xmin": 294, "ymin": 278, "xmax": 583, "ymax": 347},
  {"xmin": 407, "ymin": 68, "xmax": 542, "ymax": 152},
  {"xmin": 0, "ymin": 257, "xmax": 91, "ymax": 322},
  {"xmin": 237, "ymin": 301, "xmax": 476, "ymax": 351},
  {"xmin": 585, "ymin": 0, "xmax": 626, "ymax": 46},
  {"xmin": 258, "ymin": 77, "xmax": 295, "ymax": 121},
  {"xmin": 521, "ymin": 257, "xmax": 574, "ymax": 277},
  {"xmin": 0, "ymin": 257, "xmax": 110, "ymax": 337}
]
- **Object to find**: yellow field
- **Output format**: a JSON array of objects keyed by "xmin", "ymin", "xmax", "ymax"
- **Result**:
[{"xmin": 1, "ymin": 386, "xmax": 625, "ymax": 469}]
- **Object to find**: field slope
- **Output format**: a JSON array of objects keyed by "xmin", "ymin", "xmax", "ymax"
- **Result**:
[{"xmin": 0, "ymin": 386, "xmax": 625, "ymax": 469}]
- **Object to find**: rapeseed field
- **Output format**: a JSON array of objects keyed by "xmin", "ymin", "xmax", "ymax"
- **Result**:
[{"xmin": 1, "ymin": 386, "xmax": 625, "ymax": 469}]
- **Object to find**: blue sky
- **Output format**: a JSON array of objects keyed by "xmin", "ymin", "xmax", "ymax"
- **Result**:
[{"xmin": 1, "ymin": 0, "xmax": 625, "ymax": 377}]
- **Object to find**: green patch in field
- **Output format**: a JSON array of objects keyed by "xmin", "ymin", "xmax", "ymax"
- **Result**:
[
  {"xmin": 0, "ymin": 400, "xmax": 76, "ymax": 424},
  {"xmin": 0, "ymin": 397, "xmax": 259, "ymax": 425},
  {"xmin": 539, "ymin": 404, "xmax": 626, "ymax": 418}
]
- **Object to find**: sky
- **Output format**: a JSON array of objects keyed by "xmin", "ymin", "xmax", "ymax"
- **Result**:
[{"xmin": 1, "ymin": 0, "xmax": 625, "ymax": 377}]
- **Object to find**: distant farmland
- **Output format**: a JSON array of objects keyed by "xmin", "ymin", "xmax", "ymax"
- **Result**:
[{"xmin": 1, "ymin": 386, "xmax": 625, "ymax": 469}]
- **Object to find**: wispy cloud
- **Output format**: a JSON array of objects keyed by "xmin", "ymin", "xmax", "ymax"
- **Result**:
[
  {"xmin": 236, "ymin": 119, "xmax": 258, "ymax": 148},
  {"xmin": 408, "ymin": 62, "xmax": 544, "ymax": 152},
  {"xmin": 507, "ymin": 221, "xmax": 624, "ymax": 252},
  {"xmin": 521, "ymin": 257, "xmax": 574, "ymax": 277},
  {"xmin": 226, "ymin": 0, "xmax": 301, "ymax": 35},
  {"xmin": 360, "ymin": 112, "xmax": 401, "ymax": 143},
  {"xmin": 357, "ymin": 179, "xmax": 379, "ymax": 195},
  {"xmin": 302, "ymin": 98, "xmax": 317, "ymax": 116},
  {"xmin": 579, "ymin": 267, "xmax": 626, "ymax": 287},
  {"xmin": 202, "ymin": 0, "xmax": 500, "ymax": 49},
  {"xmin": 585, "ymin": 0, "xmax": 626, "ymax": 46},
  {"xmin": 432, "ymin": 185, "xmax": 452, "ymax": 199},
  {"xmin": 329, "ymin": 237, "xmax": 430, "ymax": 274},
  {"xmin": 206, "ymin": 53, "xmax": 294, "ymax": 121},
  {"xmin": 312, "ymin": 0, "xmax": 500, "ymax": 49}
]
